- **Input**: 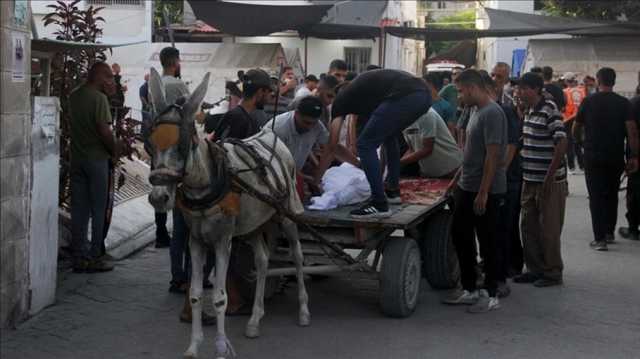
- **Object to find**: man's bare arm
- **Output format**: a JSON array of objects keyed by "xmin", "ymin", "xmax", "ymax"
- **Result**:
[
  {"xmin": 505, "ymin": 144, "xmax": 517, "ymax": 169},
  {"xmin": 96, "ymin": 121, "xmax": 118, "ymax": 157},
  {"xmin": 400, "ymin": 138, "xmax": 434, "ymax": 165},
  {"xmin": 314, "ymin": 116, "xmax": 345, "ymax": 182},
  {"xmin": 478, "ymin": 144, "xmax": 501, "ymax": 196},
  {"xmin": 625, "ymin": 120, "xmax": 639, "ymax": 173},
  {"xmin": 545, "ymin": 137, "xmax": 568, "ymax": 186}
]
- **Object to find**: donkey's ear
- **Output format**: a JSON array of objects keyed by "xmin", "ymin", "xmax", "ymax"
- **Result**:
[
  {"xmin": 184, "ymin": 72, "xmax": 210, "ymax": 118},
  {"xmin": 148, "ymin": 67, "xmax": 167, "ymax": 113}
]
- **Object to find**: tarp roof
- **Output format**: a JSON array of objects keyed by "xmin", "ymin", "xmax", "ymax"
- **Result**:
[
  {"xmin": 186, "ymin": 0, "xmax": 332, "ymax": 37},
  {"xmin": 385, "ymin": 8, "xmax": 640, "ymax": 41}
]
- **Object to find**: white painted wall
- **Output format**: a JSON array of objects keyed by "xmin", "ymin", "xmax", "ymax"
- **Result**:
[
  {"xmin": 476, "ymin": 0, "xmax": 568, "ymax": 72},
  {"xmin": 32, "ymin": 0, "xmax": 152, "ymax": 43},
  {"xmin": 234, "ymin": 36, "xmax": 381, "ymax": 77}
]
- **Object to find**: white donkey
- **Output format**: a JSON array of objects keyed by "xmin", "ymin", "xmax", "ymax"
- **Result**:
[{"xmin": 146, "ymin": 68, "xmax": 310, "ymax": 358}]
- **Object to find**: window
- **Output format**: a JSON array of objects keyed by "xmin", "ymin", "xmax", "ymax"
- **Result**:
[
  {"xmin": 437, "ymin": 1, "xmax": 446, "ymax": 9},
  {"xmin": 85, "ymin": 0, "xmax": 143, "ymax": 6},
  {"xmin": 344, "ymin": 47, "xmax": 371, "ymax": 74}
]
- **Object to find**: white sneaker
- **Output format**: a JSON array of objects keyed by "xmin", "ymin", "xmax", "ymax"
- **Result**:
[
  {"xmin": 467, "ymin": 296, "xmax": 500, "ymax": 313},
  {"xmin": 442, "ymin": 290, "xmax": 480, "ymax": 305}
]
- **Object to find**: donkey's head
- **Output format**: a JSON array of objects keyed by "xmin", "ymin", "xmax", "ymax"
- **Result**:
[{"xmin": 147, "ymin": 67, "xmax": 209, "ymax": 210}]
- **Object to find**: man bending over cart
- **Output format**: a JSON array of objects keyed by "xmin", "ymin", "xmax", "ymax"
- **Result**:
[{"xmin": 315, "ymin": 69, "xmax": 432, "ymax": 218}]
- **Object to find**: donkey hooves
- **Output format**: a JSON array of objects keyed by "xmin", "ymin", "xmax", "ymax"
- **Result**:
[
  {"xmin": 183, "ymin": 350, "xmax": 197, "ymax": 359},
  {"xmin": 245, "ymin": 325, "xmax": 260, "ymax": 339},
  {"xmin": 299, "ymin": 314, "xmax": 311, "ymax": 327}
]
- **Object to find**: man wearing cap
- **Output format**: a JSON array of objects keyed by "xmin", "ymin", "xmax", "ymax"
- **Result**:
[
  {"xmin": 216, "ymin": 69, "xmax": 274, "ymax": 140},
  {"xmin": 315, "ymin": 69, "xmax": 431, "ymax": 218},
  {"xmin": 514, "ymin": 72, "xmax": 568, "ymax": 288},
  {"xmin": 264, "ymin": 96, "xmax": 330, "ymax": 199},
  {"xmin": 562, "ymin": 72, "xmax": 586, "ymax": 174}
]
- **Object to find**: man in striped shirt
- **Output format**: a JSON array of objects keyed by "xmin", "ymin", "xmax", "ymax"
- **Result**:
[{"xmin": 513, "ymin": 73, "xmax": 569, "ymax": 288}]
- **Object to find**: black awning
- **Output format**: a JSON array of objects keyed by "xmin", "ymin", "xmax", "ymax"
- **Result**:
[
  {"xmin": 186, "ymin": 0, "xmax": 333, "ymax": 37},
  {"xmin": 298, "ymin": 23, "xmax": 380, "ymax": 39}
]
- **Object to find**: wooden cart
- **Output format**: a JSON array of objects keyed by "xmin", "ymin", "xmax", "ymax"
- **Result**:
[{"xmin": 266, "ymin": 178, "xmax": 460, "ymax": 318}]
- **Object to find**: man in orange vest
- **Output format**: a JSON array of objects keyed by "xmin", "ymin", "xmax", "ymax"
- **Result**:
[{"xmin": 562, "ymin": 72, "xmax": 586, "ymax": 173}]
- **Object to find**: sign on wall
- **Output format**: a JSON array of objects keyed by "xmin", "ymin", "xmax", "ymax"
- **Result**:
[
  {"xmin": 14, "ymin": 0, "xmax": 28, "ymax": 27},
  {"xmin": 11, "ymin": 31, "xmax": 26, "ymax": 83}
]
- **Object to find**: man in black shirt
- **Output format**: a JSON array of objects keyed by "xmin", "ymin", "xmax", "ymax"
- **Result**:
[
  {"xmin": 574, "ymin": 67, "xmax": 639, "ymax": 251},
  {"xmin": 316, "ymin": 69, "xmax": 431, "ymax": 218},
  {"xmin": 542, "ymin": 66, "xmax": 565, "ymax": 111},
  {"xmin": 619, "ymin": 95, "xmax": 640, "ymax": 241},
  {"xmin": 217, "ymin": 69, "xmax": 274, "ymax": 140}
]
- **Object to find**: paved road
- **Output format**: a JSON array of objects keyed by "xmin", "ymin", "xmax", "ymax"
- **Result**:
[{"xmin": 2, "ymin": 175, "xmax": 640, "ymax": 359}]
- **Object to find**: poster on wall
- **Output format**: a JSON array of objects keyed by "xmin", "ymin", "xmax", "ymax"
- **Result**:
[
  {"xmin": 14, "ymin": 0, "xmax": 28, "ymax": 26},
  {"xmin": 12, "ymin": 31, "xmax": 26, "ymax": 83}
]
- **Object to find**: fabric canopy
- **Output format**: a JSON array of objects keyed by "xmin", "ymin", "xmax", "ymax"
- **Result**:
[
  {"xmin": 186, "ymin": 0, "xmax": 333, "ymax": 37},
  {"xmin": 385, "ymin": 8, "xmax": 640, "ymax": 41}
]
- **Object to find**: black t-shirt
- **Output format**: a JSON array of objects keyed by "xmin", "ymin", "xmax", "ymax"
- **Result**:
[
  {"xmin": 331, "ymin": 69, "xmax": 428, "ymax": 118},
  {"xmin": 504, "ymin": 104, "xmax": 523, "ymax": 183},
  {"xmin": 544, "ymin": 83, "xmax": 565, "ymax": 111},
  {"xmin": 219, "ymin": 105, "xmax": 259, "ymax": 140},
  {"xmin": 576, "ymin": 92, "xmax": 632, "ymax": 165}
]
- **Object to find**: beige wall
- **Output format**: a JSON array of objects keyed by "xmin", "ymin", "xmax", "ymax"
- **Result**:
[{"xmin": 1, "ymin": 0, "xmax": 32, "ymax": 327}]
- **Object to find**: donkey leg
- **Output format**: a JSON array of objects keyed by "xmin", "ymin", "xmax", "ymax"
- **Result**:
[
  {"xmin": 213, "ymin": 236, "xmax": 235, "ymax": 359},
  {"xmin": 245, "ymin": 235, "xmax": 269, "ymax": 338},
  {"xmin": 184, "ymin": 238, "xmax": 205, "ymax": 358},
  {"xmin": 282, "ymin": 218, "xmax": 311, "ymax": 327}
]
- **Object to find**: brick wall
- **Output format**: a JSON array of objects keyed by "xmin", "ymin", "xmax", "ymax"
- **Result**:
[{"xmin": 1, "ymin": 0, "xmax": 32, "ymax": 328}]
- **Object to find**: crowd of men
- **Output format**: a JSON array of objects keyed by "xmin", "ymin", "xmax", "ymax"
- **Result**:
[{"xmin": 67, "ymin": 44, "xmax": 640, "ymax": 319}]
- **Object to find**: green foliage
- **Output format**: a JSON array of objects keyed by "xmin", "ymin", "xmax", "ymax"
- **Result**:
[
  {"xmin": 542, "ymin": 0, "xmax": 640, "ymax": 21},
  {"xmin": 427, "ymin": 9, "xmax": 476, "ymax": 58},
  {"xmin": 153, "ymin": 0, "xmax": 184, "ymax": 34}
]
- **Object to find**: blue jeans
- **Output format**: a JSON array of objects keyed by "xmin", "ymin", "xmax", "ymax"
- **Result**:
[
  {"xmin": 170, "ymin": 209, "xmax": 215, "ymax": 284},
  {"xmin": 356, "ymin": 91, "xmax": 432, "ymax": 204},
  {"xmin": 71, "ymin": 159, "xmax": 109, "ymax": 261}
]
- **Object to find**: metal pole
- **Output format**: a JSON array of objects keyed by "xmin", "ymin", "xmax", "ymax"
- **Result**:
[
  {"xmin": 304, "ymin": 36, "xmax": 308, "ymax": 76},
  {"xmin": 382, "ymin": 30, "xmax": 387, "ymax": 68}
]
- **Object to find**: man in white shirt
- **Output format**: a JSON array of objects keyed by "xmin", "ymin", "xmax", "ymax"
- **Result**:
[{"xmin": 294, "ymin": 74, "xmax": 319, "ymax": 100}]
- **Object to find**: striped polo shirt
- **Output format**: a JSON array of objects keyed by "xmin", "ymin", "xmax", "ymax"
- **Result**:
[{"xmin": 522, "ymin": 99, "xmax": 567, "ymax": 183}]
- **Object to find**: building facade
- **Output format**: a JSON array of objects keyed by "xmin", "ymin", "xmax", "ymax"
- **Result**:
[{"xmin": 1, "ymin": 0, "xmax": 33, "ymax": 327}]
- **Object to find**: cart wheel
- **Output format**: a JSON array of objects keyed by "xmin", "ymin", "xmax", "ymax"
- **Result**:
[
  {"xmin": 379, "ymin": 238, "xmax": 422, "ymax": 318},
  {"xmin": 420, "ymin": 210, "xmax": 460, "ymax": 289}
]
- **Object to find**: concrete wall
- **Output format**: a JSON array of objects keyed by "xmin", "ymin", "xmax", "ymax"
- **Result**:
[{"xmin": 1, "ymin": 0, "xmax": 32, "ymax": 328}]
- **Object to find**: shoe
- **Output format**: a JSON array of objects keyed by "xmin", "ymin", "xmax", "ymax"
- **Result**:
[
  {"xmin": 619, "ymin": 227, "xmax": 640, "ymax": 241},
  {"xmin": 350, "ymin": 201, "xmax": 391, "ymax": 218},
  {"xmin": 467, "ymin": 296, "xmax": 501, "ymax": 313},
  {"xmin": 180, "ymin": 311, "xmax": 217, "ymax": 326},
  {"xmin": 604, "ymin": 234, "xmax": 616, "ymax": 244},
  {"xmin": 590, "ymin": 240, "xmax": 608, "ymax": 251},
  {"xmin": 169, "ymin": 281, "xmax": 189, "ymax": 294},
  {"xmin": 533, "ymin": 277, "xmax": 563, "ymax": 287},
  {"xmin": 385, "ymin": 188, "xmax": 402, "ymax": 205},
  {"xmin": 568, "ymin": 168, "xmax": 576, "ymax": 175},
  {"xmin": 155, "ymin": 230, "xmax": 171, "ymax": 248},
  {"xmin": 513, "ymin": 272, "xmax": 540, "ymax": 284},
  {"xmin": 442, "ymin": 290, "xmax": 480, "ymax": 305},
  {"xmin": 73, "ymin": 258, "xmax": 114, "ymax": 273},
  {"xmin": 496, "ymin": 281, "xmax": 511, "ymax": 298}
]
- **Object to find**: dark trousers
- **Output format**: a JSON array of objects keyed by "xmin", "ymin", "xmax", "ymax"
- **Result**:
[
  {"xmin": 155, "ymin": 212, "xmax": 169, "ymax": 238},
  {"xmin": 171, "ymin": 209, "xmax": 214, "ymax": 284},
  {"xmin": 451, "ymin": 187, "xmax": 505, "ymax": 297},
  {"xmin": 357, "ymin": 91, "xmax": 431, "ymax": 204},
  {"xmin": 504, "ymin": 181, "xmax": 523, "ymax": 276},
  {"xmin": 584, "ymin": 162, "xmax": 624, "ymax": 241},
  {"xmin": 626, "ymin": 172, "xmax": 640, "ymax": 232},
  {"xmin": 565, "ymin": 120, "xmax": 584, "ymax": 170},
  {"xmin": 71, "ymin": 159, "xmax": 109, "ymax": 260}
]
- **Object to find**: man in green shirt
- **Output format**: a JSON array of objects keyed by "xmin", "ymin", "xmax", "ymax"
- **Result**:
[{"xmin": 69, "ymin": 62, "xmax": 120, "ymax": 273}]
